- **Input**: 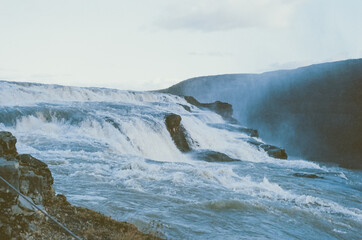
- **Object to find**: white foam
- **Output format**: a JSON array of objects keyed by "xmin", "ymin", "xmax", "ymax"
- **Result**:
[
  {"xmin": 218, "ymin": 174, "xmax": 295, "ymax": 200},
  {"xmin": 339, "ymin": 172, "xmax": 348, "ymax": 180},
  {"xmin": 68, "ymin": 194, "xmax": 107, "ymax": 201},
  {"xmin": 181, "ymin": 115, "xmax": 265, "ymax": 163},
  {"xmin": 199, "ymin": 167, "xmax": 362, "ymax": 221},
  {"xmin": 294, "ymin": 195, "xmax": 362, "ymax": 221},
  {"xmin": 3, "ymin": 80, "xmax": 360, "ymax": 231},
  {"xmin": 333, "ymin": 229, "xmax": 347, "ymax": 234},
  {"xmin": 0, "ymin": 81, "xmax": 186, "ymax": 106},
  {"xmin": 271, "ymin": 159, "xmax": 323, "ymax": 170},
  {"xmin": 11, "ymin": 111, "xmax": 189, "ymax": 162}
]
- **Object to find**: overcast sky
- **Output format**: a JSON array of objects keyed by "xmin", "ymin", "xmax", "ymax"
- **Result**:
[{"xmin": 1, "ymin": 0, "xmax": 361, "ymax": 90}]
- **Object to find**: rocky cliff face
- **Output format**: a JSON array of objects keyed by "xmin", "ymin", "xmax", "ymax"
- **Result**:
[{"xmin": 0, "ymin": 131, "xmax": 161, "ymax": 239}]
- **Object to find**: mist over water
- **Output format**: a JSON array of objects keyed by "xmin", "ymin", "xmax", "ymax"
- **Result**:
[
  {"xmin": 1, "ymin": 80, "xmax": 361, "ymax": 239},
  {"xmin": 163, "ymin": 59, "xmax": 362, "ymax": 169}
]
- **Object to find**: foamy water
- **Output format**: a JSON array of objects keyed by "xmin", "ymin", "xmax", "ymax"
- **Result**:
[{"xmin": 1, "ymin": 81, "xmax": 361, "ymax": 239}]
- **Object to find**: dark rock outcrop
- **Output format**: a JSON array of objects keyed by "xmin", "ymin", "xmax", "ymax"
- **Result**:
[
  {"xmin": 0, "ymin": 131, "xmax": 18, "ymax": 159},
  {"xmin": 15, "ymin": 154, "xmax": 54, "ymax": 206},
  {"xmin": 184, "ymin": 96, "xmax": 237, "ymax": 122},
  {"xmin": 260, "ymin": 144, "xmax": 288, "ymax": 159},
  {"xmin": 293, "ymin": 173, "xmax": 324, "ymax": 179},
  {"xmin": 0, "ymin": 131, "xmax": 161, "ymax": 239},
  {"xmin": 104, "ymin": 116, "xmax": 122, "ymax": 131},
  {"xmin": 208, "ymin": 123, "xmax": 259, "ymax": 138},
  {"xmin": 236, "ymin": 127, "xmax": 259, "ymax": 138},
  {"xmin": 0, "ymin": 132, "xmax": 58, "ymax": 238},
  {"xmin": 194, "ymin": 150, "xmax": 238, "ymax": 162},
  {"xmin": 165, "ymin": 114, "xmax": 191, "ymax": 152},
  {"xmin": 178, "ymin": 104, "xmax": 191, "ymax": 112},
  {"xmin": 246, "ymin": 139, "xmax": 288, "ymax": 159},
  {"xmin": 0, "ymin": 160, "xmax": 20, "ymax": 210}
]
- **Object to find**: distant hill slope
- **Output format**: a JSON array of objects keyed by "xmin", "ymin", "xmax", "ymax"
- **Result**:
[{"xmin": 160, "ymin": 59, "xmax": 362, "ymax": 169}]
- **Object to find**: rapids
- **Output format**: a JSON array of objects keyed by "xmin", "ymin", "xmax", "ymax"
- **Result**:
[{"xmin": 0, "ymin": 81, "xmax": 361, "ymax": 239}]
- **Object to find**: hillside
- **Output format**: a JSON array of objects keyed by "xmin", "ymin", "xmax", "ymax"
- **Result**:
[{"xmin": 161, "ymin": 59, "xmax": 362, "ymax": 169}]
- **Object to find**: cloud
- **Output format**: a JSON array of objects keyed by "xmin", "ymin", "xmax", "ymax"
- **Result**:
[
  {"xmin": 188, "ymin": 51, "xmax": 232, "ymax": 57},
  {"xmin": 156, "ymin": 0, "xmax": 305, "ymax": 32}
]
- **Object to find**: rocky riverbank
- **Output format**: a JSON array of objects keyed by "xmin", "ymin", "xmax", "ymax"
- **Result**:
[{"xmin": 0, "ymin": 131, "xmax": 161, "ymax": 240}]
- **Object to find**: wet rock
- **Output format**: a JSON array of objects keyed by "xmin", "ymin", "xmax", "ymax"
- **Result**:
[
  {"xmin": 184, "ymin": 96, "xmax": 202, "ymax": 106},
  {"xmin": 184, "ymin": 96, "xmax": 237, "ymax": 122},
  {"xmin": 246, "ymin": 139, "xmax": 288, "ymax": 159},
  {"xmin": 259, "ymin": 144, "xmax": 288, "ymax": 159},
  {"xmin": 165, "ymin": 114, "xmax": 182, "ymax": 130},
  {"xmin": 246, "ymin": 138, "xmax": 262, "ymax": 147},
  {"xmin": 195, "ymin": 150, "xmax": 238, "ymax": 162},
  {"xmin": 178, "ymin": 104, "xmax": 191, "ymax": 112},
  {"xmin": 209, "ymin": 123, "xmax": 259, "ymax": 138},
  {"xmin": 237, "ymin": 127, "xmax": 259, "ymax": 138},
  {"xmin": 0, "ymin": 131, "xmax": 18, "ymax": 158},
  {"xmin": 104, "ymin": 116, "xmax": 122, "ymax": 131},
  {"xmin": 293, "ymin": 173, "xmax": 324, "ymax": 179},
  {"xmin": 165, "ymin": 114, "xmax": 191, "ymax": 152}
]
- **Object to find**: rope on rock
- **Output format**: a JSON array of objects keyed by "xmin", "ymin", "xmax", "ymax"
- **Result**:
[{"xmin": 0, "ymin": 175, "xmax": 82, "ymax": 240}]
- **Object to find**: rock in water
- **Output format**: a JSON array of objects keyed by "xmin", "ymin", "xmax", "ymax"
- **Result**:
[
  {"xmin": 259, "ymin": 144, "xmax": 288, "ymax": 159},
  {"xmin": 246, "ymin": 139, "xmax": 288, "ymax": 159},
  {"xmin": 165, "ymin": 114, "xmax": 191, "ymax": 152},
  {"xmin": 207, "ymin": 123, "xmax": 259, "ymax": 138},
  {"xmin": 184, "ymin": 96, "xmax": 237, "ymax": 122},
  {"xmin": 165, "ymin": 114, "xmax": 182, "ymax": 130},
  {"xmin": 293, "ymin": 173, "xmax": 324, "ymax": 179},
  {"xmin": 194, "ymin": 150, "xmax": 238, "ymax": 162},
  {"xmin": 236, "ymin": 127, "xmax": 259, "ymax": 138}
]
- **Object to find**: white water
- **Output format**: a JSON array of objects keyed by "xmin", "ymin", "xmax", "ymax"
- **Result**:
[{"xmin": 1, "ymin": 80, "xmax": 361, "ymax": 239}]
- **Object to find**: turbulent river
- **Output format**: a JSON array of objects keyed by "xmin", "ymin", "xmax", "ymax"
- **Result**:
[{"xmin": 0, "ymin": 81, "xmax": 361, "ymax": 239}]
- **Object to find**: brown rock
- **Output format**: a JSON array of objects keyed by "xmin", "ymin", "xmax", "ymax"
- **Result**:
[
  {"xmin": 184, "ymin": 96, "xmax": 237, "ymax": 122},
  {"xmin": 0, "ymin": 131, "xmax": 18, "ymax": 158},
  {"xmin": 165, "ymin": 114, "xmax": 191, "ymax": 152}
]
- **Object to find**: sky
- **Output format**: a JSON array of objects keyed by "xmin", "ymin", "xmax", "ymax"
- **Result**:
[{"xmin": 0, "ymin": 0, "xmax": 361, "ymax": 90}]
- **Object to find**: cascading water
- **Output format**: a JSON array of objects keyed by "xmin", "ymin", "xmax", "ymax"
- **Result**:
[{"xmin": 0, "ymin": 80, "xmax": 361, "ymax": 239}]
